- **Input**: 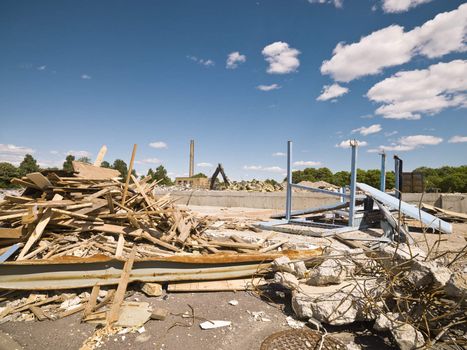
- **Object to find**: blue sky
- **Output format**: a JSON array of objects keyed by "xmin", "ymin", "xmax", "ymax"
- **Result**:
[{"xmin": 0, "ymin": 0, "xmax": 466, "ymax": 180}]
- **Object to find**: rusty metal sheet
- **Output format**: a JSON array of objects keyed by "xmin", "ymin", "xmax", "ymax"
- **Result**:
[{"xmin": 0, "ymin": 249, "xmax": 322, "ymax": 290}]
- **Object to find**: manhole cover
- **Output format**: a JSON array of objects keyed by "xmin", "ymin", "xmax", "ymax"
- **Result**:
[{"xmin": 260, "ymin": 329, "xmax": 345, "ymax": 350}]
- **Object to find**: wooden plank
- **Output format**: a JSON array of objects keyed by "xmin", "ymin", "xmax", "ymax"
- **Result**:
[
  {"xmin": 83, "ymin": 285, "xmax": 100, "ymax": 318},
  {"xmin": 3, "ymin": 195, "xmax": 33, "ymax": 203},
  {"xmin": 72, "ymin": 161, "xmax": 120, "ymax": 180},
  {"xmin": 0, "ymin": 227, "xmax": 24, "ymax": 239},
  {"xmin": 29, "ymin": 305, "xmax": 47, "ymax": 321},
  {"xmin": 10, "ymin": 178, "xmax": 41, "ymax": 190},
  {"xmin": 17, "ymin": 194, "xmax": 63, "ymax": 260},
  {"xmin": 121, "ymin": 144, "xmax": 137, "ymax": 205},
  {"xmin": 107, "ymin": 247, "xmax": 136, "ymax": 325},
  {"xmin": 93, "ymin": 145, "xmax": 107, "ymax": 167},
  {"xmin": 168, "ymin": 278, "xmax": 266, "ymax": 292},
  {"xmin": 115, "ymin": 234, "xmax": 125, "ymax": 258},
  {"xmin": 26, "ymin": 172, "xmax": 52, "ymax": 189}
]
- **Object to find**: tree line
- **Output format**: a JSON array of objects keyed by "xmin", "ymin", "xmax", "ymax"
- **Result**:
[
  {"xmin": 0, "ymin": 154, "xmax": 172, "ymax": 188},
  {"xmin": 290, "ymin": 166, "xmax": 467, "ymax": 193}
]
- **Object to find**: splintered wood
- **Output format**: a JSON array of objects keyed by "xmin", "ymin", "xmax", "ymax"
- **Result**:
[{"xmin": 0, "ymin": 163, "xmax": 286, "ymax": 261}]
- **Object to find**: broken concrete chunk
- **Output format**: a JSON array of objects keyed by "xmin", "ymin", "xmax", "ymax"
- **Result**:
[
  {"xmin": 391, "ymin": 323, "xmax": 425, "ymax": 350},
  {"xmin": 378, "ymin": 244, "xmax": 427, "ymax": 267},
  {"xmin": 273, "ymin": 256, "xmax": 295, "ymax": 273},
  {"xmin": 275, "ymin": 272, "xmax": 299, "ymax": 290},
  {"xmin": 307, "ymin": 251, "xmax": 355, "ymax": 286},
  {"xmin": 373, "ymin": 312, "xmax": 400, "ymax": 332},
  {"xmin": 150, "ymin": 307, "xmax": 168, "ymax": 321},
  {"xmin": 444, "ymin": 272, "xmax": 467, "ymax": 299},
  {"xmin": 141, "ymin": 283, "xmax": 163, "ymax": 297},
  {"xmin": 406, "ymin": 260, "xmax": 451, "ymax": 289},
  {"xmin": 293, "ymin": 261, "xmax": 307, "ymax": 279}
]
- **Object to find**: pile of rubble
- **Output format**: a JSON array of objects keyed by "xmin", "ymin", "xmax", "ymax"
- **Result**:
[
  {"xmin": 271, "ymin": 243, "xmax": 466, "ymax": 350},
  {"xmin": 0, "ymin": 161, "xmax": 321, "ymax": 348},
  {"xmin": 222, "ymin": 180, "xmax": 284, "ymax": 192}
]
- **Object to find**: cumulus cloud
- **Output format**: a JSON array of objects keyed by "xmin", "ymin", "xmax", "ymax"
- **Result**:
[
  {"xmin": 448, "ymin": 135, "xmax": 467, "ymax": 143},
  {"xmin": 382, "ymin": 0, "xmax": 432, "ymax": 13},
  {"xmin": 0, "ymin": 144, "xmax": 36, "ymax": 164},
  {"xmin": 308, "ymin": 0, "xmax": 343, "ymax": 8},
  {"xmin": 67, "ymin": 150, "xmax": 91, "ymax": 158},
  {"xmin": 257, "ymin": 84, "xmax": 281, "ymax": 91},
  {"xmin": 367, "ymin": 59, "xmax": 467, "ymax": 120},
  {"xmin": 149, "ymin": 141, "xmax": 168, "ymax": 149},
  {"xmin": 317, "ymin": 83, "xmax": 349, "ymax": 101},
  {"xmin": 262, "ymin": 42, "xmax": 300, "ymax": 74},
  {"xmin": 226, "ymin": 52, "xmax": 246, "ymax": 69},
  {"xmin": 293, "ymin": 160, "xmax": 322, "ymax": 167},
  {"xmin": 197, "ymin": 162, "xmax": 213, "ymax": 167},
  {"xmin": 187, "ymin": 55, "xmax": 215, "ymax": 67},
  {"xmin": 336, "ymin": 140, "xmax": 368, "ymax": 149},
  {"xmin": 81, "ymin": 74, "xmax": 92, "ymax": 80},
  {"xmin": 272, "ymin": 152, "xmax": 286, "ymax": 157},
  {"xmin": 321, "ymin": 4, "xmax": 467, "ymax": 82},
  {"xmin": 243, "ymin": 165, "xmax": 285, "ymax": 173},
  {"xmin": 368, "ymin": 134, "xmax": 443, "ymax": 152},
  {"xmin": 37, "ymin": 65, "xmax": 46, "ymax": 71},
  {"xmin": 352, "ymin": 124, "xmax": 382, "ymax": 136},
  {"xmin": 135, "ymin": 158, "xmax": 161, "ymax": 165}
]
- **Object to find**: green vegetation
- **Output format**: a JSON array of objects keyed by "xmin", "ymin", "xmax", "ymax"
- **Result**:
[
  {"xmin": 146, "ymin": 165, "xmax": 172, "ymax": 186},
  {"xmin": 413, "ymin": 166, "xmax": 467, "ymax": 192},
  {"xmin": 63, "ymin": 155, "xmax": 75, "ymax": 172},
  {"xmin": 19, "ymin": 154, "xmax": 39, "ymax": 175},
  {"xmin": 292, "ymin": 167, "xmax": 396, "ymax": 189},
  {"xmin": 192, "ymin": 173, "xmax": 207, "ymax": 178}
]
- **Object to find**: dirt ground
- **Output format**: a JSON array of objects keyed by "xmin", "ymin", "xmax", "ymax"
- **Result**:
[{"xmin": 0, "ymin": 205, "xmax": 465, "ymax": 350}]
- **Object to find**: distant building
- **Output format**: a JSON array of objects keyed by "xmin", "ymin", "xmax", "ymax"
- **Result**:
[{"xmin": 174, "ymin": 176, "xmax": 209, "ymax": 189}]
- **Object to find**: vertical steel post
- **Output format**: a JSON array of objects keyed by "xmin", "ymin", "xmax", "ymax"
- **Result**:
[
  {"xmin": 285, "ymin": 141, "xmax": 292, "ymax": 222},
  {"xmin": 349, "ymin": 141, "xmax": 358, "ymax": 227},
  {"xmin": 380, "ymin": 152, "xmax": 386, "ymax": 192},
  {"xmin": 394, "ymin": 155, "xmax": 400, "ymax": 199}
]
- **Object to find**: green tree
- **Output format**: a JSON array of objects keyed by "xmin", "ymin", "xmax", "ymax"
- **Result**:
[
  {"xmin": 112, "ymin": 159, "xmax": 128, "ymax": 180},
  {"xmin": 19, "ymin": 154, "xmax": 39, "ymax": 175},
  {"xmin": 0, "ymin": 163, "xmax": 19, "ymax": 188},
  {"xmin": 77, "ymin": 156, "xmax": 91, "ymax": 164},
  {"xmin": 101, "ymin": 161, "xmax": 111, "ymax": 168},
  {"xmin": 151, "ymin": 165, "xmax": 172, "ymax": 186},
  {"xmin": 63, "ymin": 155, "xmax": 75, "ymax": 172},
  {"xmin": 192, "ymin": 173, "xmax": 207, "ymax": 178}
]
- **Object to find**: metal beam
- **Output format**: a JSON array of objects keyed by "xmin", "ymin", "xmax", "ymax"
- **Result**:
[
  {"xmin": 357, "ymin": 182, "xmax": 452, "ymax": 234},
  {"xmin": 348, "ymin": 141, "xmax": 358, "ymax": 227},
  {"xmin": 290, "ymin": 183, "xmax": 349, "ymax": 198},
  {"xmin": 285, "ymin": 141, "xmax": 292, "ymax": 221},
  {"xmin": 380, "ymin": 152, "xmax": 386, "ymax": 192}
]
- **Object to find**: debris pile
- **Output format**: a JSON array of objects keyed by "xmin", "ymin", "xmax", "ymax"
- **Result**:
[
  {"xmin": 223, "ymin": 180, "xmax": 284, "ymax": 192},
  {"xmin": 272, "ymin": 243, "xmax": 467, "ymax": 349}
]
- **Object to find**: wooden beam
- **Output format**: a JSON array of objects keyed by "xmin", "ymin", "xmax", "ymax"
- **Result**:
[
  {"xmin": 93, "ymin": 145, "xmax": 107, "ymax": 167},
  {"xmin": 121, "ymin": 144, "xmax": 137, "ymax": 205},
  {"xmin": 26, "ymin": 173, "xmax": 52, "ymax": 189},
  {"xmin": 17, "ymin": 194, "xmax": 63, "ymax": 260},
  {"xmin": 107, "ymin": 247, "xmax": 136, "ymax": 325}
]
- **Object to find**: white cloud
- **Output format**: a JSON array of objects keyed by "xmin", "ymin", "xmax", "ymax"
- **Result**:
[
  {"xmin": 262, "ymin": 41, "xmax": 300, "ymax": 74},
  {"xmin": 352, "ymin": 124, "xmax": 382, "ymax": 136},
  {"xmin": 187, "ymin": 55, "xmax": 215, "ymax": 67},
  {"xmin": 67, "ymin": 150, "xmax": 91, "ymax": 158},
  {"xmin": 256, "ymin": 84, "xmax": 281, "ymax": 91},
  {"xmin": 321, "ymin": 4, "xmax": 467, "ymax": 82},
  {"xmin": 367, "ymin": 59, "xmax": 467, "ymax": 120},
  {"xmin": 0, "ymin": 144, "xmax": 36, "ymax": 164},
  {"xmin": 336, "ymin": 140, "xmax": 368, "ymax": 149},
  {"xmin": 293, "ymin": 160, "xmax": 322, "ymax": 167},
  {"xmin": 382, "ymin": 0, "xmax": 432, "ymax": 13},
  {"xmin": 226, "ymin": 52, "xmax": 246, "ymax": 69},
  {"xmin": 317, "ymin": 83, "xmax": 349, "ymax": 101},
  {"xmin": 149, "ymin": 141, "xmax": 168, "ymax": 149},
  {"xmin": 197, "ymin": 162, "xmax": 213, "ymax": 167},
  {"xmin": 368, "ymin": 134, "xmax": 443, "ymax": 152},
  {"xmin": 308, "ymin": 0, "xmax": 343, "ymax": 8},
  {"xmin": 37, "ymin": 65, "xmax": 46, "ymax": 71},
  {"xmin": 81, "ymin": 74, "xmax": 92, "ymax": 80},
  {"xmin": 49, "ymin": 150, "xmax": 60, "ymax": 155},
  {"xmin": 136, "ymin": 158, "xmax": 161, "ymax": 165},
  {"xmin": 384, "ymin": 131, "xmax": 398, "ymax": 137},
  {"xmin": 449, "ymin": 135, "xmax": 467, "ymax": 143},
  {"xmin": 272, "ymin": 152, "xmax": 286, "ymax": 157},
  {"xmin": 243, "ymin": 165, "xmax": 285, "ymax": 173}
]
